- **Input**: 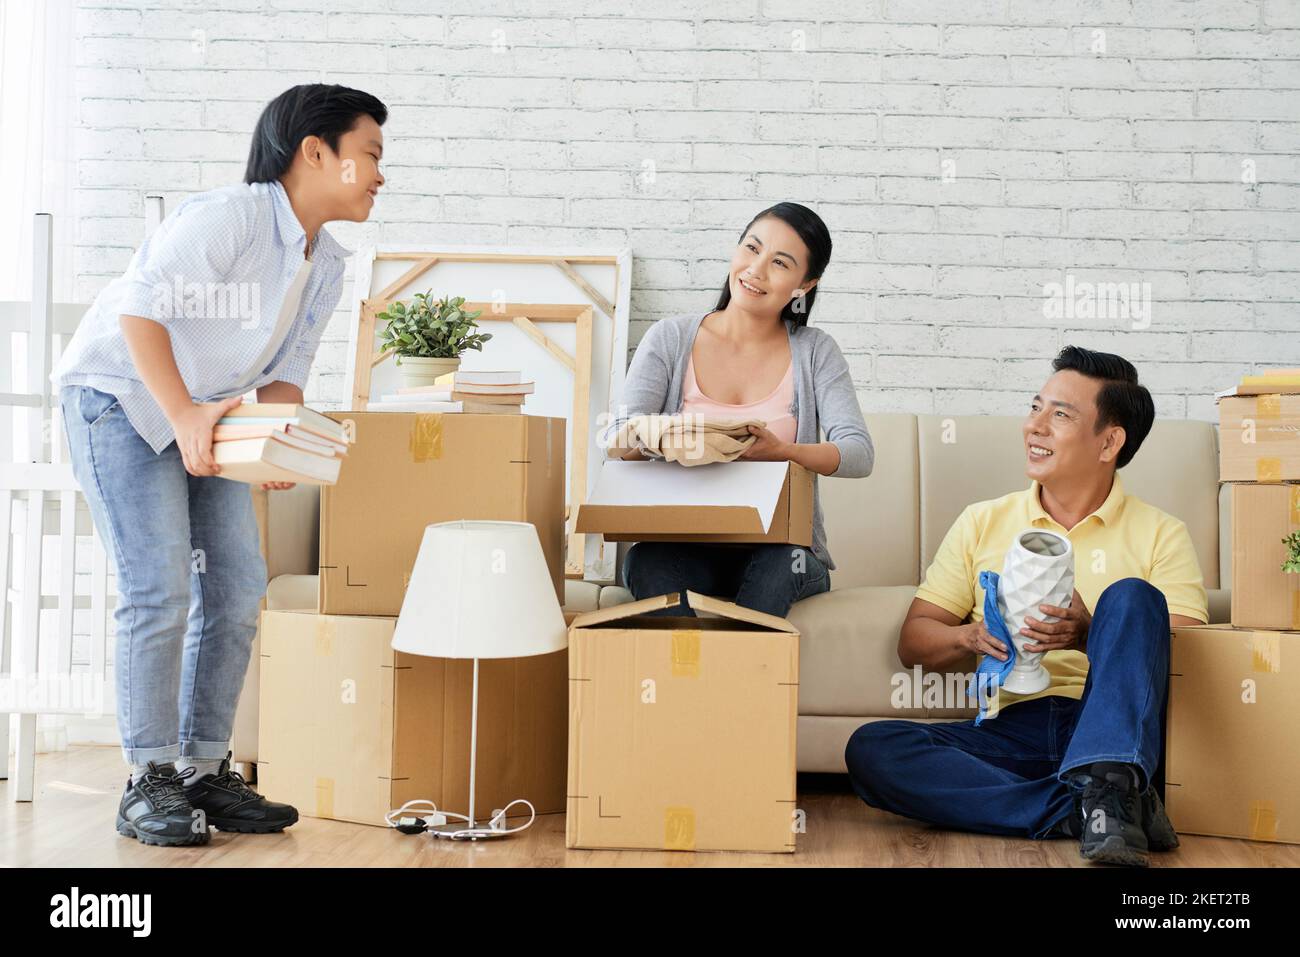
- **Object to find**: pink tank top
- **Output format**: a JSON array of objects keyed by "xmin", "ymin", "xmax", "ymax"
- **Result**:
[{"xmin": 681, "ymin": 352, "xmax": 798, "ymax": 445}]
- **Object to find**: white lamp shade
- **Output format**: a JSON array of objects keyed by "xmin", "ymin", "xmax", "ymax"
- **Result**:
[{"xmin": 391, "ymin": 520, "xmax": 567, "ymax": 660}]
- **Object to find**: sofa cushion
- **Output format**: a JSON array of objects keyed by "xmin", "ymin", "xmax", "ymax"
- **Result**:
[
  {"xmin": 821, "ymin": 413, "xmax": 920, "ymax": 588},
  {"xmin": 785, "ymin": 585, "xmax": 940, "ymax": 717}
]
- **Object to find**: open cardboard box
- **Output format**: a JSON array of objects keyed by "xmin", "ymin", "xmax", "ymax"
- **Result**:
[
  {"xmin": 566, "ymin": 589, "xmax": 799, "ymax": 854},
  {"xmin": 574, "ymin": 460, "xmax": 813, "ymax": 546}
]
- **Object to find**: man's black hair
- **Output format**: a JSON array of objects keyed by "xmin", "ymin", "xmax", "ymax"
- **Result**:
[
  {"xmin": 245, "ymin": 84, "xmax": 387, "ymax": 184},
  {"xmin": 1051, "ymin": 345, "xmax": 1155, "ymax": 469}
]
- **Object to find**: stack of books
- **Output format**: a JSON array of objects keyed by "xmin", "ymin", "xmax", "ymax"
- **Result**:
[
  {"xmin": 212, "ymin": 404, "xmax": 351, "ymax": 485},
  {"xmin": 367, "ymin": 370, "xmax": 535, "ymax": 414},
  {"xmin": 1215, "ymin": 369, "xmax": 1300, "ymax": 399}
]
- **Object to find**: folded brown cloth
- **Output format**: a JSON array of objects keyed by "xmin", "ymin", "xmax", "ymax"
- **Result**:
[{"xmin": 608, "ymin": 413, "xmax": 767, "ymax": 466}]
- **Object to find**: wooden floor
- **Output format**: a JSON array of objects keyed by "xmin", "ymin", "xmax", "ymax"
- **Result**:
[{"xmin": 1, "ymin": 746, "xmax": 1293, "ymax": 867}]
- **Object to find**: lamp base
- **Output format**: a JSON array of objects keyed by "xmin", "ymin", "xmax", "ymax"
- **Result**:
[{"xmin": 425, "ymin": 821, "xmax": 509, "ymax": 841}]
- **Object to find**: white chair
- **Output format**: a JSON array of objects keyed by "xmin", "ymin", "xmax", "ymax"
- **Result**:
[{"xmin": 0, "ymin": 212, "xmax": 114, "ymax": 801}]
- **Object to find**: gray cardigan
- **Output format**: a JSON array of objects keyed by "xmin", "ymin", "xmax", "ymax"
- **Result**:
[{"xmin": 604, "ymin": 311, "xmax": 874, "ymax": 571}]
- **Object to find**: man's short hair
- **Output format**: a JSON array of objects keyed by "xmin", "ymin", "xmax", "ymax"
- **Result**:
[{"xmin": 1051, "ymin": 345, "xmax": 1155, "ymax": 469}]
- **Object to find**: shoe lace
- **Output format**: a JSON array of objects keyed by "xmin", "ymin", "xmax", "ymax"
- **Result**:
[
  {"xmin": 210, "ymin": 766, "xmax": 260, "ymax": 801},
  {"xmin": 139, "ymin": 766, "xmax": 195, "ymax": 813},
  {"xmin": 1082, "ymin": 777, "xmax": 1140, "ymax": 829}
]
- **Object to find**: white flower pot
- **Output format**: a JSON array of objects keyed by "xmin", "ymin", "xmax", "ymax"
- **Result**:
[
  {"xmin": 396, "ymin": 356, "xmax": 460, "ymax": 390},
  {"xmin": 997, "ymin": 528, "xmax": 1074, "ymax": 696}
]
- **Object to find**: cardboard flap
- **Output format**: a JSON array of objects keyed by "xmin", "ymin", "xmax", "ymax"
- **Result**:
[
  {"xmin": 683, "ymin": 590, "xmax": 795, "ymax": 633},
  {"xmin": 575, "ymin": 503, "xmax": 767, "ymax": 535},
  {"xmin": 569, "ymin": 592, "xmax": 680, "ymax": 629}
]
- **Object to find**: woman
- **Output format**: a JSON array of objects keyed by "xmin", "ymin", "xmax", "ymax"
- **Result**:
[
  {"xmin": 51, "ymin": 84, "xmax": 387, "ymax": 846},
  {"xmin": 612, "ymin": 203, "xmax": 874, "ymax": 618}
]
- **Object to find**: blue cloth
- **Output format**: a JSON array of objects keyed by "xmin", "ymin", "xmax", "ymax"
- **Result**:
[
  {"xmin": 844, "ymin": 578, "xmax": 1170, "ymax": 840},
  {"xmin": 60, "ymin": 385, "xmax": 268, "ymax": 765},
  {"xmin": 51, "ymin": 179, "xmax": 349, "ymax": 454},
  {"xmin": 967, "ymin": 569, "xmax": 1016, "ymax": 724}
]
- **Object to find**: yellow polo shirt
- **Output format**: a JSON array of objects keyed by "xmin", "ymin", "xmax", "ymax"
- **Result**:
[{"xmin": 915, "ymin": 475, "xmax": 1209, "ymax": 709}]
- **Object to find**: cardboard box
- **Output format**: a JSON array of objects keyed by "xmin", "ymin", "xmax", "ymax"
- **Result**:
[
  {"xmin": 1166, "ymin": 624, "xmax": 1299, "ymax": 845},
  {"xmin": 574, "ymin": 460, "xmax": 813, "ymax": 546},
  {"xmin": 319, "ymin": 412, "xmax": 565, "ymax": 616},
  {"xmin": 1230, "ymin": 483, "xmax": 1300, "ymax": 630},
  {"xmin": 257, "ymin": 610, "xmax": 568, "ymax": 827},
  {"xmin": 1220, "ymin": 394, "xmax": 1300, "ymax": 482},
  {"xmin": 566, "ymin": 590, "xmax": 799, "ymax": 853}
]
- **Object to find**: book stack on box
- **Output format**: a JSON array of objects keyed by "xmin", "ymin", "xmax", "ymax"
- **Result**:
[
  {"xmin": 212, "ymin": 403, "xmax": 351, "ymax": 485},
  {"xmin": 366, "ymin": 370, "xmax": 534, "ymax": 414}
]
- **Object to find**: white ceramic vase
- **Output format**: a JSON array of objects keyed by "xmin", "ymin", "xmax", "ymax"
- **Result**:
[
  {"xmin": 397, "ymin": 356, "xmax": 460, "ymax": 390},
  {"xmin": 997, "ymin": 528, "xmax": 1074, "ymax": 695}
]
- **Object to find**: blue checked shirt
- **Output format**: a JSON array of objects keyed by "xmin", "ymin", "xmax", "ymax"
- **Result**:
[{"xmin": 52, "ymin": 179, "xmax": 348, "ymax": 454}]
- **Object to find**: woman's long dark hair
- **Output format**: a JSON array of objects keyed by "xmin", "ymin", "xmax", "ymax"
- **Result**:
[{"xmin": 714, "ymin": 202, "xmax": 832, "ymax": 328}]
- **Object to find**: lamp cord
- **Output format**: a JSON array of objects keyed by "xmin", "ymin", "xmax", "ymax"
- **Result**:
[{"xmin": 385, "ymin": 797, "xmax": 536, "ymax": 839}]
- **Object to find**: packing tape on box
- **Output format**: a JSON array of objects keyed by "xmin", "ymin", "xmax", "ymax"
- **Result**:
[
  {"xmin": 1256, "ymin": 458, "xmax": 1283, "ymax": 483},
  {"xmin": 1249, "ymin": 800, "xmax": 1278, "ymax": 842},
  {"xmin": 409, "ymin": 413, "xmax": 443, "ymax": 462},
  {"xmin": 1251, "ymin": 633, "xmax": 1281, "ymax": 674},
  {"xmin": 1291, "ymin": 485, "xmax": 1300, "ymax": 525},
  {"xmin": 671, "ymin": 630, "xmax": 701, "ymax": 678},
  {"xmin": 315, "ymin": 777, "xmax": 335, "ymax": 819},
  {"xmin": 664, "ymin": 806, "xmax": 696, "ymax": 851},
  {"xmin": 315, "ymin": 618, "xmax": 335, "ymax": 657},
  {"xmin": 1256, "ymin": 395, "xmax": 1281, "ymax": 419}
]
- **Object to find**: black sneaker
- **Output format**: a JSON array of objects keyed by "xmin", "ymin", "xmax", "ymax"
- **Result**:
[
  {"xmin": 1142, "ymin": 786, "xmax": 1180, "ymax": 852},
  {"xmin": 1072, "ymin": 763, "xmax": 1149, "ymax": 867},
  {"xmin": 116, "ymin": 762, "xmax": 210, "ymax": 847},
  {"xmin": 183, "ymin": 752, "xmax": 298, "ymax": 833}
]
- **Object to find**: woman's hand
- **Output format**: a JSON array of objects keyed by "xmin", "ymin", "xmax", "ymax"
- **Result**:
[
  {"xmin": 1021, "ymin": 588, "xmax": 1091, "ymax": 653},
  {"xmin": 170, "ymin": 396, "xmax": 244, "ymax": 477},
  {"xmin": 738, "ymin": 424, "xmax": 793, "ymax": 462}
]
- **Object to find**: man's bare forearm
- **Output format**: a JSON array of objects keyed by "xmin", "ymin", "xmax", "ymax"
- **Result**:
[{"xmin": 900, "ymin": 616, "xmax": 976, "ymax": 672}]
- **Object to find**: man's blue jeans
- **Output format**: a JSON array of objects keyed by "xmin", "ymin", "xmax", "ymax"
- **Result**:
[
  {"xmin": 621, "ymin": 541, "xmax": 831, "ymax": 617},
  {"xmin": 844, "ymin": 578, "xmax": 1170, "ymax": 839},
  {"xmin": 60, "ymin": 385, "xmax": 267, "ymax": 766}
]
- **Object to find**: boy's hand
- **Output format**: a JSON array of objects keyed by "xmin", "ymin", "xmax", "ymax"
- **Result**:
[
  {"xmin": 261, "ymin": 481, "xmax": 297, "ymax": 491},
  {"xmin": 171, "ymin": 396, "xmax": 243, "ymax": 477}
]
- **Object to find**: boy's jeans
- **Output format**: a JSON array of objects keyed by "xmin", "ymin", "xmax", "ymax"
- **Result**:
[{"xmin": 60, "ymin": 385, "xmax": 267, "ymax": 766}]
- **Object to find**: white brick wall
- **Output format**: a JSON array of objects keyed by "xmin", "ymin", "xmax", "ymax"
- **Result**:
[{"xmin": 73, "ymin": 0, "xmax": 1300, "ymax": 421}]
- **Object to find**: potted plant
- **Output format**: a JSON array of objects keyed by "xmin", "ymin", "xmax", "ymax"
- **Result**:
[{"xmin": 375, "ymin": 292, "xmax": 492, "ymax": 389}]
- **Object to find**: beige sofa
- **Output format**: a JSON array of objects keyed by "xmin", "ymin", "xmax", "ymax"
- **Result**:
[{"xmin": 240, "ymin": 412, "xmax": 1230, "ymax": 773}]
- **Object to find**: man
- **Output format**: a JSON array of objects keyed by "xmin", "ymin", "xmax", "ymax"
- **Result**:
[{"xmin": 844, "ymin": 346, "xmax": 1208, "ymax": 867}]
